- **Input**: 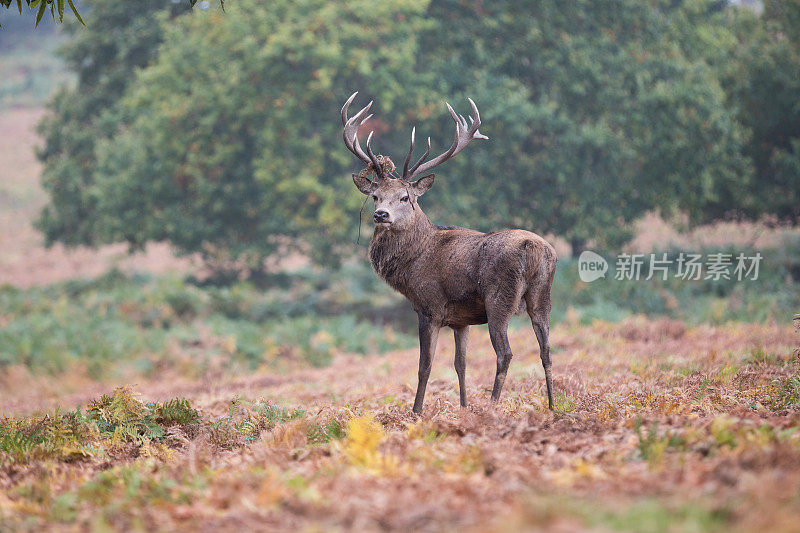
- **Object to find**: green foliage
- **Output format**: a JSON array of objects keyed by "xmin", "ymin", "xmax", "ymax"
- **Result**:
[
  {"xmin": 719, "ymin": 0, "xmax": 800, "ymax": 221},
  {"xmin": 0, "ymin": 389, "xmax": 203, "ymax": 465},
  {"xmin": 33, "ymin": 0, "xmax": 435, "ymax": 268},
  {"xmin": 35, "ymin": 0, "xmax": 787, "ymax": 267},
  {"xmin": 0, "ymin": 408, "xmax": 98, "ymax": 464},
  {"xmin": 88, "ymin": 0, "xmax": 433, "ymax": 268},
  {"xmin": 85, "ymin": 386, "xmax": 200, "ymax": 444},
  {"xmin": 307, "ymin": 418, "xmax": 346, "ymax": 444},
  {"xmin": 252, "ymin": 403, "xmax": 307, "ymax": 427},
  {"xmin": 419, "ymin": 0, "xmax": 750, "ymax": 250},
  {"xmin": 36, "ymin": 0, "xmax": 194, "ymax": 248},
  {"xmin": 150, "ymin": 398, "xmax": 201, "ymax": 427},
  {"xmin": 634, "ymin": 419, "xmax": 686, "ymax": 465},
  {"xmin": 0, "ymin": 267, "xmax": 416, "ymax": 379},
  {"xmin": 0, "ymin": 423, "xmax": 42, "ymax": 463},
  {"xmin": 0, "ymin": 0, "xmax": 83, "ymax": 28},
  {"xmin": 208, "ymin": 400, "xmax": 310, "ymax": 446}
]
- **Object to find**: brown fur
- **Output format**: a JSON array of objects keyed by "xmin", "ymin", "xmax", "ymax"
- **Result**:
[
  {"xmin": 342, "ymin": 94, "xmax": 557, "ymax": 413},
  {"xmin": 357, "ymin": 177, "xmax": 558, "ymax": 413}
]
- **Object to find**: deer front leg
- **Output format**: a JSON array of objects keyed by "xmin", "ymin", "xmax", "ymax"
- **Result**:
[
  {"xmin": 453, "ymin": 326, "xmax": 469, "ymax": 407},
  {"xmin": 413, "ymin": 314, "xmax": 440, "ymax": 414}
]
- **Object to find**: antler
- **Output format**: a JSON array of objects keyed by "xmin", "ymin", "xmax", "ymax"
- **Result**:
[
  {"xmin": 402, "ymin": 98, "xmax": 488, "ymax": 182},
  {"xmin": 341, "ymin": 92, "xmax": 388, "ymax": 181}
]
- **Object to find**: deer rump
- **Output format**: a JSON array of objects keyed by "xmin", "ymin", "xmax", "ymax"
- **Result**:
[{"xmin": 369, "ymin": 226, "xmax": 555, "ymax": 329}]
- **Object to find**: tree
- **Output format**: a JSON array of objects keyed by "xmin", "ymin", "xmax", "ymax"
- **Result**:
[
  {"xmin": 36, "ymin": 0, "xmax": 194, "ymax": 248},
  {"xmin": 36, "ymin": 0, "xmax": 780, "ymax": 269},
  {"xmin": 721, "ymin": 0, "xmax": 800, "ymax": 222},
  {"xmin": 419, "ymin": 0, "xmax": 750, "ymax": 252},
  {"xmin": 75, "ymin": 0, "xmax": 435, "ymax": 269}
]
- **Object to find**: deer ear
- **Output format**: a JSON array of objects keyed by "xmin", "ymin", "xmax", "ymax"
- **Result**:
[
  {"xmin": 412, "ymin": 174, "xmax": 435, "ymax": 196},
  {"xmin": 352, "ymin": 174, "xmax": 377, "ymax": 195}
]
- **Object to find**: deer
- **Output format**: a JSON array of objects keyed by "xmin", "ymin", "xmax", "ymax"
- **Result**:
[{"xmin": 341, "ymin": 92, "xmax": 558, "ymax": 414}]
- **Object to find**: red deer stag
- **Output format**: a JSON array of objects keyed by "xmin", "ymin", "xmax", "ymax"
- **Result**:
[{"xmin": 341, "ymin": 92, "xmax": 557, "ymax": 414}]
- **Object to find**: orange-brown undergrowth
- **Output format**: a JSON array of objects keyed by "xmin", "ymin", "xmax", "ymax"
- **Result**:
[{"xmin": 1, "ymin": 318, "xmax": 798, "ymax": 531}]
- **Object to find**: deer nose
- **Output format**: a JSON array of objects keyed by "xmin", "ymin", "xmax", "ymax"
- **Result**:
[{"xmin": 373, "ymin": 210, "xmax": 389, "ymax": 223}]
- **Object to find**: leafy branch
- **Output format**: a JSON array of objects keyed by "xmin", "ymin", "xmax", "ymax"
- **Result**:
[{"xmin": 0, "ymin": 0, "xmax": 225, "ymax": 28}]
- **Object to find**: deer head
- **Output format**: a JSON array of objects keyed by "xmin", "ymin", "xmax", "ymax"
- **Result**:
[{"xmin": 341, "ymin": 92, "xmax": 488, "ymax": 229}]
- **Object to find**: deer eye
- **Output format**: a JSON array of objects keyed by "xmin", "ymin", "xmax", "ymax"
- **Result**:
[
  {"xmin": 400, "ymin": 196, "xmax": 409, "ymax": 203},
  {"xmin": 372, "ymin": 195, "xmax": 378, "ymax": 201}
]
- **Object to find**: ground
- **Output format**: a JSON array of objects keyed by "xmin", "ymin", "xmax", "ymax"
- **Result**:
[
  {"xmin": 1, "ymin": 318, "xmax": 798, "ymax": 531},
  {"xmin": 1, "ymin": 106, "xmax": 799, "ymax": 531}
]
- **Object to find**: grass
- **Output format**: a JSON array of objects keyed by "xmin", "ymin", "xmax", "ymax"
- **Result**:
[
  {"xmin": 0, "ymin": 387, "xmax": 200, "ymax": 465},
  {"xmin": 551, "ymin": 238, "xmax": 800, "ymax": 326},
  {"xmin": 634, "ymin": 419, "xmax": 686, "ymax": 466},
  {"xmin": 0, "ymin": 19, "xmax": 797, "ymax": 529},
  {"xmin": 0, "ymin": 267, "xmax": 418, "ymax": 382},
  {"xmin": 1, "ymin": 318, "xmax": 797, "ymax": 530},
  {"xmin": 1, "ymin": 235, "xmax": 797, "ymax": 390}
]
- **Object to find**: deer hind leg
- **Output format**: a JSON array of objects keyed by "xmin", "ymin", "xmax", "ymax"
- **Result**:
[
  {"xmin": 413, "ymin": 313, "xmax": 441, "ymax": 414},
  {"xmin": 525, "ymin": 286, "xmax": 554, "ymax": 410},
  {"xmin": 487, "ymin": 276, "xmax": 526, "ymax": 402},
  {"xmin": 488, "ymin": 314, "xmax": 513, "ymax": 402},
  {"xmin": 487, "ymin": 299, "xmax": 517, "ymax": 402},
  {"xmin": 453, "ymin": 326, "xmax": 470, "ymax": 407}
]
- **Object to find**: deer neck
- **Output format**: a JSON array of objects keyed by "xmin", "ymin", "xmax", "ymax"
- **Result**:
[{"xmin": 368, "ymin": 208, "xmax": 435, "ymax": 292}]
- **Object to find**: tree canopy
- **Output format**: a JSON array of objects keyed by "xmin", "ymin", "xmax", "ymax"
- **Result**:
[
  {"xmin": 35, "ymin": 0, "xmax": 800, "ymax": 270},
  {"xmin": 722, "ymin": 0, "xmax": 800, "ymax": 221},
  {"xmin": 37, "ymin": 0, "xmax": 195, "ymax": 248},
  {"xmin": 419, "ymin": 0, "xmax": 751, "ymax": 250}
]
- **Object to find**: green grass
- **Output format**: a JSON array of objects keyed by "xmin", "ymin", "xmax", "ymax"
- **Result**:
[
  {"xmin": 522, "ymin": 493, "xmax": 731, "ymax": 533},
  {"xmin": 0, "ymin": 267, "xmax": 417, "ymax": 380},
  {"xmin": 0, "ymin": 387, "xmax": 201, "ymax": 464},
  {"xmin": 551, "ymin": 238, "xmax": 800, "ymax": 326},
  {"xmin": 0, "ymin": 237, "xmax": 797, "ymax": 381},
  {"xmin": 590, "ymin": 499, "xmax": 730, "ymax": 533}
]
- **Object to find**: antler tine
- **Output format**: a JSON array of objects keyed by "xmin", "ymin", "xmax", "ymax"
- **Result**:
[
  {"xmin": 402, "ymin": 127, "xmax": 416, "ymax": 179},
  {"xmin": 403, "ymin": 99, "xmax": 488, "ymax": 182},
  {"xmin": 467, "ymin": 98, "xmax": 488, "ymax": 140},
  {"xmin": 341, "ymin": 92, "xmax": 358, "ymax": 126},
  {"xmin": 365, "ymin": 131, "xmax": 387, "ymax": 181},
  {"xmin": 341, "ymin": 92, "xmax": 374, "ymax": 166},
  {"xmin": 348, "ymin": 112, "xmax": 373, "ymax": 150},
  {"xmin": 404, "ymin": 136, "xmax": 432, "ymax": 181}
]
